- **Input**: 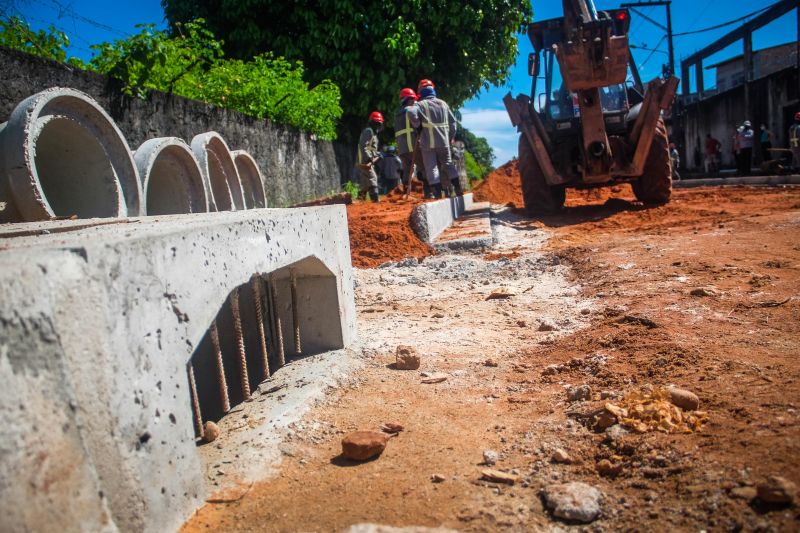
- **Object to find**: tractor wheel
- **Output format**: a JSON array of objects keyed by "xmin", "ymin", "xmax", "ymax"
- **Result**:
[
  {"xmin": 632, "ymin": 118, "xmax": 672, "ymax": 204},
  {"xmin": 518, "ymin": 134, "xmax": 565, "ymax": 214}
]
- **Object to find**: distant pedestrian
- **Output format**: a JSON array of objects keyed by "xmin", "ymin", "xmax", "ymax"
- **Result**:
[
  {"xmin": 409, "ymin": 80, "xmax": 462, "ymax": 198},
  {"xmin": 736, "ymin": 121, "xmax": 754, "ymax": 175},
  {"xmin": 669, "ymin": 142, "xmax": 681, "ymax": 180},
  {"xmin": 731, "ymin": 126, "xmax": 741, "ymax": 174},
  {"xmin": 381, "ymin": 145, "xmax": 403, "ymax": 192},
  {"xmin": 790, "ymin": 112, "xmax": 800, "ymax": 170},
  {"xmin": 704, "ymin": 133, "xmax": 721, "ymax": 174},
  {"xmin": 355, "ymin": 111, "xmax": 384, "ymax": 202},
  {"xmin": 759, "ymin": 124, "xmax": 774, "ymax": 162}
]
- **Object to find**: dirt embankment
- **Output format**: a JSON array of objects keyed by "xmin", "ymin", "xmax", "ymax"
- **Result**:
[
  {"xmin": 473, "ymin": 159, "xmax": 525, "ymax": 207},
  {"xmin": 346, "ymin": 191, "xmax": 434, "ymax": 268}
]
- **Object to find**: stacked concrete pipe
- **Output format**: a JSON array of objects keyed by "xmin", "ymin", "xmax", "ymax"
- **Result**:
[
  {"xmin": 135, "ymin": 137, "xmax": 210, "ymax": 215},
  {"xmin": 191, "ymin": 132, "xmax": 245, "ymax": 212},
  {"xmin": 0, "ymin": 87, "xmax": 142, "ymax": 222},
  {"xmin": 232, "ymin": 149, "xmax": 268, "ymax": 208}
]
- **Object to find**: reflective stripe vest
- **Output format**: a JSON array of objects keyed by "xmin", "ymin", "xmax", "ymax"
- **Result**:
[
  {"xmin": 790, "ymin": 124, "xmax": 800, "ymax": 148},
  {"xmin": 394, "ymin": 106, "xmax": 416, "ymax": 154}
]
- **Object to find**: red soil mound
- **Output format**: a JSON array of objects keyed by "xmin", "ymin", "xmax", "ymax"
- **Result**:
[
  {"xmin": 346, "ymin": 192, "xmax": 434, "ymax": 268},
  {"xmin": 473, "ymin": 159, "xmax": 524, "ymax": 207}
]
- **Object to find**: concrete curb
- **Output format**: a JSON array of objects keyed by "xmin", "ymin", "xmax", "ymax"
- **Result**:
[
  {"xmin": 0, "ymin": 87, "xmax": 142, "ymax": 222},
  {"xmin": 673, "ymin": 175, "xmax": 800, "ymax": 188},
  {"xmin": 410, "ymin": 193, "xmax": 474, "ymax": 243},
  {"xmin": 432, "ymin": 202, "xmax": 494, "ymax": 252},
  {"xmin": 134, "ymin": 137, "xmax": 209, "ymax": 215}
]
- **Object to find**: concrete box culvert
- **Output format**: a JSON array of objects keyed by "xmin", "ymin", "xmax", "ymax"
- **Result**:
[
  {"xmin": 0, "ymin": 206, "xmax": 356, "ymax": 533},
  {"xmin": 232, "ymin": 149, "xmax": 268, "ymax": 208},
  {"xmin": 191, "ymin": 132, "xmax": 245, "ymax": 212},
  {"xmin": 135, "ymin": 138, "xmax": 209, "ymax": 215},
  {"xmin": 0, "ymin": 87, "xmax": 141, "ymax": 222}
]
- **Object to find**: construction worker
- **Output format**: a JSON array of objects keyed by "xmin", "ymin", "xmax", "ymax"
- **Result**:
[
  {"xmin": 355, "ymin": 111, "xmax": 384, "ymax": 202},
  {"xmin": 790, "ymin": 112, "xmax": 800, "ymax": 170},
  {"xmin": 669, "ymin": 142, "xmax": 680, "ymax": 180},
  {"xmin": 736, "ymin": 120, "xmax": 754, "ymax": 176},
  {"xmin": 395, "ymin": 88, "xmax": 428, "ymax": 195},
  {"xmin": 409, "ymin": 80, "xmax": 462, "ymax": 198},
  {"xmin": 704, "ymin": 133, "xmax": 721, "ymax": 175},
  {"xmin": 381, "ymin": 145, "xmax": 403, "ymax": 192}
]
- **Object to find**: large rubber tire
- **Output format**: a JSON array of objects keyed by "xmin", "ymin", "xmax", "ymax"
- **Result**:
[
  {"xmin": 632, "ymin": 118, "xmax": 672, "ymax": 204},
  {"xmin": 518, "ymin": 134, "xmax": 565, "ymax": 214}
]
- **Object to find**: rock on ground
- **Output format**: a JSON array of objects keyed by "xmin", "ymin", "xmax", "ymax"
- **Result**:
[
  {"xmin": 567, "ymin": 385, "xmax": 592, "ymax": 402},
  {"xmin": 341, "ymin": 431, "xmax": 390, "ymax": 461},
  {"xmin": 542, "ymin": 482, "xmax": 603, "ymax": 523},
  {"xmin": 203, "ymin": 421, "xmax": 220, "ymax": 443},
  {"xmin": 667, "ymin": 387, "xmax": 700, "ymax": 411},
  {"xmin": 483, "ymin": 450, "xmax": 498, "ymax": 466},
  {"xmin": 395, "ymin": 345, "xmax": 421, "ymax": 370},
  {"xmin": 757, "ymin": 476, "xmax": 797, "ymax": 504}
]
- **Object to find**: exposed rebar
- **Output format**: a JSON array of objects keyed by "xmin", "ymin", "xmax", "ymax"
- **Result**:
[
  {"xmin": 290, "ymin": 268, "xmax": 301, "ymax": 356},
  {"xmin": 210, "ymin": 321, "xmax": 230, "ymax": 413},
  {"xmin": 187, "ymin": 362, "xmax": 204, "ymax": 440},
  {"xmin": 230, "ymin": 287, "xmax": 251, "ymax": 400},
  {"xmin": 270, "ymin": 275, "xmax": 286, "ymax": 367},
  {"xmin": 252, "ymin": 275, "xmax": 270, "ymax": 379}
]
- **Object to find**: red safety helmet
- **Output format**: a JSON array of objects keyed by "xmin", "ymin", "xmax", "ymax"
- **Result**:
[
  {"xmin": 417, "ymin": 79, "xmax": 435, "ymax": 93},
  {"xmin": 399, "ymin": 88, "xmax": 418, "ymax": 101},
  {"xmin": 369, "ymin": 111, "xmax": 384, "ymax": 123}
]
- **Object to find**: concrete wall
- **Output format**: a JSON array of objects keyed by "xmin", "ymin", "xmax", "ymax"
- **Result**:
[
  {"xmin": 0, "ymin": 206, "xmax": 356, "ymax": 533},
  {"xmin": 0, "ymin": 46, "xmax": 353, "ymax": 206},
  {"xmin": 680, "ymin": 67, "xmax": 799, "ymax": 169}
]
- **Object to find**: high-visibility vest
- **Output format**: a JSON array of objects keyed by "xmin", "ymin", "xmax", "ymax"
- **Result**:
[
  {"xmin": 395, "ymin": 110, "xmax": 414, "ymax": 151},
  {"xmin": 416, "ymin": 99, "xmax": 449, "ymax": 149},
  {"xmin": 791, "ymin": 125, "xmax": 800, "ymax": 148}
]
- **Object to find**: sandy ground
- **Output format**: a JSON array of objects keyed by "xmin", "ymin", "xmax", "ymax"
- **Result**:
[{"xmin": 182, "ymin": 184, "xmax": 800, "ymax": 532}]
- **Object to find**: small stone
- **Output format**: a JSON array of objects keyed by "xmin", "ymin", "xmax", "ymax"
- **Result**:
[
  {"xmin": 594, "ymin": 410, "xmax": 617, "ymax": 431},
  {"xmin": 432, "ymin": 313, "xmax": 445, "ymax": 319},
  {"xmin": 484, "ymin": 359, "xmax": 499, "ymax": 367},
  {"xmin": 486, "ymin": 290, "xmax": 514, "ymax": 300},
  {"xmin": 567, "ymin": 384, "xmax": 592, "ymax": 402},
  {"xmin": 481, "ymin": 469, "xmax": 518, "ymax": 485},
  {"xmin": 552, "ymin": 449, "xmax": 572, "ymax": 464},
  {"xmin": 542, "ymin": 482, "xmax": 603, "ymax": 523},
  {"xmin": 203, "ymin": 421, "xmax": 220, "ymax": 443},
  {"xmin": 395, "ymin": 345, "xmax": 420, "ymax": 370},
  {"xmin": 580, "ymin": 308, "xmax": 591, "ymax": 315},
  {"xmin": 756, "ymin": 476, "xmax": 797, "ymax": 504},
  {"xmin": 341, "ymin": 431, "xmax": 389, "ymax": 461},
  {"xmin": 729, "ymin": 486, "xmax": 757, "ymax": 501},
  {"xmin": 516, "ymin": 320, "xmax": 527, "ymax": 327},
  {"xmin": 690, "ymin": 287, "xmax": 716, "ymax": 297},
  {"xmin": 421, "ymin": 373, "xmax": 447, "ymax": 384},
  {"xmin": 667, "ymin": 387, "xmax": 700, "ymax": 411},
  {"xmin": 596, "ymin": 459, "xmax": 623, "ymax": 477},
  {"xmin": 381, "ymin": 422, "xmax": 404, "ymax": 434},
  {"xmin": 542, "ymin": 364, "xmax": 560, "ymax": 376},
  {"xmin": 600, "ymin": 390, "xmax": 617, "ymax": 400},
  {"xmin": 538, "ymin": 319, "xmax": 557, "ymax": 332},
  {"xmin": 604, "ymin": 424, "xmax": 629, "ymax": 441},
  {"xmin": 431, "ymin": 473, "xmax": 446, "ymax": 483},
  {"xmin": 483, "ymin": 450, "xmax": 499, "ymax": 466}
]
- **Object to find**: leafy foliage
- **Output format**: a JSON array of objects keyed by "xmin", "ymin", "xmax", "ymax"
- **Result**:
[
  {"xmin": 463, "ymin": 150, "xmax": 485, "ymax": 183},
  {"xmin": 0, "ymin": 17, "xmax": 342, "ymax": 140},
  {"xmin": 459, "ymin": 127, "xmax": 494, "ymax": 177},
  {"xmin": 161, "ymin": 0, "xmax": 532, "ymax": 140}
]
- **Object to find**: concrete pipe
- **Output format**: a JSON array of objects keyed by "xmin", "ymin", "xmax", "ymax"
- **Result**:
[
  {"xmin": 190, "ymin": 132, "xmax": 245, "ymax": 212},
  {"xmin": 0, "ymin": 87, "xmax": 141, "ymax": 222},
  {"xmin": 232, "ymin": 150, "xmax": 267, "ymax": 209},
  {"xmin": 135, "ymin": 138, "xmax": 209, "ymax": 215}
]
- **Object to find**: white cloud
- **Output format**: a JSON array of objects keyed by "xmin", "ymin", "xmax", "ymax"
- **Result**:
[{"xmin": 459, "ymin": 107, "xmax": 519, "ymax": 166}]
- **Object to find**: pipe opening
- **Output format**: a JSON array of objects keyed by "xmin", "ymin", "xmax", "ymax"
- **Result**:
[
  {"xmin": 34, "ymin": 116, "xmax": 121, "ymax": 218},
  {"xmin": 141, "ymin": 143, "xmax": 207, "ymax": 215}
]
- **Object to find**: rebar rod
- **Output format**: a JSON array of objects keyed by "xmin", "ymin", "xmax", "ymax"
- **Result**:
[
  {"xmin": 210, "ymin": 321, "xmax": 230, "ymax": 412},
  {"xmin": 230, "ymin": 287, "xmax": 251, "ymax": 400},
  {"xmin": 270, "ymin": 275, "xmax": 286, "ymax": 367},
  {"xmin": 252, "ymin": 275, "xmax": 270, "ymax": 379},
  {"xmin": 290, "ymin": 268, "xmax": 301, "ymax": 355},
  {"xmin": 187, "ymin": 362, "xmax": 204, "ymax": 440}
]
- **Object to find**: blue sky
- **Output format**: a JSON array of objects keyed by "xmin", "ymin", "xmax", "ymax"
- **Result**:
[{"xmin": 6, "ymin": 0, "xmax": 797, "ymax": 164}]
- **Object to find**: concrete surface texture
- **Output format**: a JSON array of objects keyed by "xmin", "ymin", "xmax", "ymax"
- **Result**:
[
  {"xmin": 0, "ymin": 87, "xmax": 141, "ymax": 222},
  {"xmin": 410, "ymin": 193, "xmax": 474, "ymax": 242},
  {"xmin": 134, "ymin": 137, "xmax": 209, "ymax": 215},
  {"xmin": 673, "ymin": 175, "xmax": 800, "ymax": 188},
  {"xmin": 191, "ymin": 132, "xmax": 245, "ymax": 212},
  {"xmin": 432, "ymin": 201, "xmax": 494, "ymax": 251},
  {"xmin": 0, "ymin": 206, "xmax": 356, "ymax": 533},
  {"xmin": 0, "ymin": 47, "xmax": 350, "ymax": 206}
]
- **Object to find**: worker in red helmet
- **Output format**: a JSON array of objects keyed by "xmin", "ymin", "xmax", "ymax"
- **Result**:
[
  {"xmin": 417, "ymin": 79, "xmax": 435, "ymax": 94},
  {"xmin": 790, "ymin": 111, "xmax": 800, "ymax": 170},
  {"xmin": 354, "ymin": 111, "xmax": 383, "ymax": 202},
  {"xmin": 409, "ymin": 82, "xmax": 462, "ymax": 198},
  {"xmin": 394, "ymin": 88, "xmax": 428, "ymax": 195}
]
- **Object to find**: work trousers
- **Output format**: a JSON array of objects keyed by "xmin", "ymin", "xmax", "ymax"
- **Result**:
[
  {"xmin": 792, "ymin": 147, "xmax": 800, "ymax": 168},
  {"xmin": 399, "ymin": 151, "xmax": 426, "ymax": 186},
  {"xmin": 420, "ymin": 147, "xmax": 458, "ymax": 187},
  {"xmin": 737, "ymin": 148, "xmax": 752, "ymax": 175},
  {"xmin": 355, "ymin": 165, "xmax": 379, "ymax": 202}
]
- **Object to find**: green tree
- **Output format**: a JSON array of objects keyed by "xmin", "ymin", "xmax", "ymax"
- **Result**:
[
  {"xmin": 160, "ymin": 0, "xmax": 532, "ymax": 140},
  {"xmin": 459, "ymin": 127, "xmax": 494, "ymax": 173},
  {"xmin": 0, "ymin": 16, "xmax": 86, "ymax": 67}
]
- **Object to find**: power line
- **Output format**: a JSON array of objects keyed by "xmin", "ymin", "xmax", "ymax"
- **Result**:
[{"xmin": 672, "ymin": 4, "xmax": 773, "ymax": 36}]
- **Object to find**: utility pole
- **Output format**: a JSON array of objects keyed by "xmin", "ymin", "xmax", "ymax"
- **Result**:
[{"xmin": 620, "ymin": 0, "xmax": 674, "ymax": 76}]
